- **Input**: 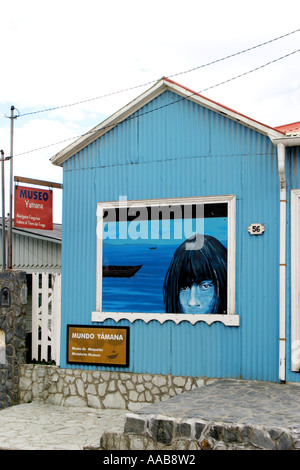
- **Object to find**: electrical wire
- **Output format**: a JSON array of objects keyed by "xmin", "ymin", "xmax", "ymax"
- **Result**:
[
  {"xmin": 13, "ymin": 46, "xmax": 300, "ymax": 158},
  {"xmin": 17, "ymin": 27, "xmax": 300, "ymax": 118}
]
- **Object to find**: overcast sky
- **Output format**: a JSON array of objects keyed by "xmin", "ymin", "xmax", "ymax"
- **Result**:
[{"xmin": 1, "ymin": 0, "xmax": 300, "ymax": 222}]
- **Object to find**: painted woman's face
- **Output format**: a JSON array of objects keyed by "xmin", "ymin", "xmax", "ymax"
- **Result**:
[{"xmin": 179, "ymin": 280, "xmax": 217, "ymax": 314}]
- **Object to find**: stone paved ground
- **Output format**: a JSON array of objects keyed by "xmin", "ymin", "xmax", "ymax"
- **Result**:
[
  {"xmin": 136, "ymin": 379, "xmax": 300, "ymax": 428},
  {"xmin": 0, "ymin": 402, "xmax": 128, "ymax": 450},
  {"xmin": 0, "ymin": 379, "xmax": 300, "ymax": 450},
  {"xmin": 101, "ymin": 379, "xmax": 300, "ymax": 450}
]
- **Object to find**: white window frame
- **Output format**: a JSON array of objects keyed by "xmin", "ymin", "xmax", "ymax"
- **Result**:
[
  {"xmin": 290, "ymin": 190, "xmax": 300, "ymax": 371},
  {"xmin": 92, "ymin": 195, "xmax": 238, "ymax": 326}
]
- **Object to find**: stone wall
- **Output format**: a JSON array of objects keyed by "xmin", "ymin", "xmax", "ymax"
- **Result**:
[
  {"xmin": 19, "ymin": 364, "xmax": 209, "ymax": 411},
  {"xmin": 100, "ymin": 413, "xmax": 299, "ymax": 451},
  {"xmin": 0, "ymin": 271, "xmax": 27, "ymax": 409}
]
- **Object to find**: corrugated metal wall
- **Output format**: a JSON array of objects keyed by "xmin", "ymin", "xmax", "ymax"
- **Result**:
[
  {"xmin": 61, "ymin": 90, "xmax": 282, "ymax": 381},
  {"xmin": 0, "ymin": 231, "xmax": 61, "ymax": 271}
]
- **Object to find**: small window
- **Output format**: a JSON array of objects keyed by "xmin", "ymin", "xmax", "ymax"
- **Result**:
[
  {"xmin": 0, "ymin": 287, "xmax": 11, "ymax": 307},
  {"xmin": 92, "ymin": 195, "xmax": 238, "ymax": 326}
]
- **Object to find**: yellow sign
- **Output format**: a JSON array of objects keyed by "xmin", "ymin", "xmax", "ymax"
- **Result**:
[{"xmin": 67, "ymin": 325, "xmax": 129, "ymax": 367}]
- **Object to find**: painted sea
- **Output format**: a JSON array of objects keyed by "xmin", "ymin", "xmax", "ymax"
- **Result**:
[{"xmin": 101, "ymin": 217, "xmax": 227, "ymax": 313}]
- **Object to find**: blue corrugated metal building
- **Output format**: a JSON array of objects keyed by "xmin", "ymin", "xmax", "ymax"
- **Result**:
[{"xmin": 51, "ymin": 77, "xmax": 300, "ymax": 384}]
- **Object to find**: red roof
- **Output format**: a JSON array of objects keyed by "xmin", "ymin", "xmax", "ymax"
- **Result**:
[{"xmin": 275, "ymin": 121, "xmax": 300, "ymax": 135}]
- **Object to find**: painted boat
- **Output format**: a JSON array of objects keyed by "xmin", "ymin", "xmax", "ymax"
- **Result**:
[{"xmin": 103, "ymin": 265, "xmax": 142, "ymax": 277}]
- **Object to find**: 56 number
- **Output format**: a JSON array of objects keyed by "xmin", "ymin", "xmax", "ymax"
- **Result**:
[{"xmin": 248, "ymin": 223, "xmax": 265, "ymax": 235}]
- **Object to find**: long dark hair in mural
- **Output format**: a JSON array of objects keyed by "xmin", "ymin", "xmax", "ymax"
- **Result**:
[{"xmin": 163, "ymin": 234, "xmax": 227, "ymax": 314}]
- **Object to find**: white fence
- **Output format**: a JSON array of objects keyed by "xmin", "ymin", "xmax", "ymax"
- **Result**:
[{"xmin": 31, "ymin": 273, "xmax": 61, "ymax": 365}]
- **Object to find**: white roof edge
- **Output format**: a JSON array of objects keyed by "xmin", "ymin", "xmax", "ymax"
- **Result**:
[
  {"xmin": 51, "ymin": 80, "xmax": 168, "ymax": 166},
  {"xmin": 271, "ymin": 136, "xmax": 300, "ymax": 147},
  {"xmin": 50, "ymin": 78, "xmax": 285, "ymax": 167}
]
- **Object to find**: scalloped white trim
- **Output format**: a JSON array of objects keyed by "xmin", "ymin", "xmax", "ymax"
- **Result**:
[{"xmin": 91, "ymin": 311, "xmax": 239, "ymax": 326}]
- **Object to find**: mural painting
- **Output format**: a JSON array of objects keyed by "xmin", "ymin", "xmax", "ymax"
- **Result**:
[{"xmin": 100, "ymin": 201, "xmax": 228, "ymax": 315}]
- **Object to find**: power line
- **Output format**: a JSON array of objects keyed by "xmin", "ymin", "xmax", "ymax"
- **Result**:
[
  {"xmin": 169, "ymin": 27, "xmax": 300, "ymax": 80},
  {"xmin": 17, "ymin": 27, "xmax": 300, "ymax": 118},
  {"xmin": 199, "ymin": 48, "xmax": 300, "ymax": 94},
  {"xmin": 13, "ymin": 46, "xmax": 300, "ymax": 159}
]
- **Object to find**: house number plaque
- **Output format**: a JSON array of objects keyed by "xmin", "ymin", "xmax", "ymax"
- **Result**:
[{"xmin": 248, "ymin": 223, "xmax": 265, "ymax": 235}]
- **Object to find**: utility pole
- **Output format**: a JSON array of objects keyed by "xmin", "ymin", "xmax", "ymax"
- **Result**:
[
  {"xmin": 1, "ymin": 150, "xmax": 6, "ymax": 269},
  {"xmin": 7, "ymin": 106, "xmax": 17, "ymax": 270}
]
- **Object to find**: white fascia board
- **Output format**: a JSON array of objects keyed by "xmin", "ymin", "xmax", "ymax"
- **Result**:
[{"xmin": 51, "ymin": 80, "xmax": 168, "ymax": 167}]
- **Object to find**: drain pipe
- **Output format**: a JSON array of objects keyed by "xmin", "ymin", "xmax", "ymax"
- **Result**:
[{"xmin": 277, "ymin": 142, "xmax": 286, "ymax": 382}]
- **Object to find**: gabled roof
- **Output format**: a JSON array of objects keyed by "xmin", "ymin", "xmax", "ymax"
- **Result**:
[
  {"xmin": 51, "ymin": 77, "xmax": 285, "ymax": 167},
  {"xmin": 15, "ymin": 223, "xmax": 62, "ymax": 242}
]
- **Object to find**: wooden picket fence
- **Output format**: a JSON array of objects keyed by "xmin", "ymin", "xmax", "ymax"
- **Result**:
[{"xmin": 31, "ymin": 272, "xmax": 61, "ymax": 365}]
